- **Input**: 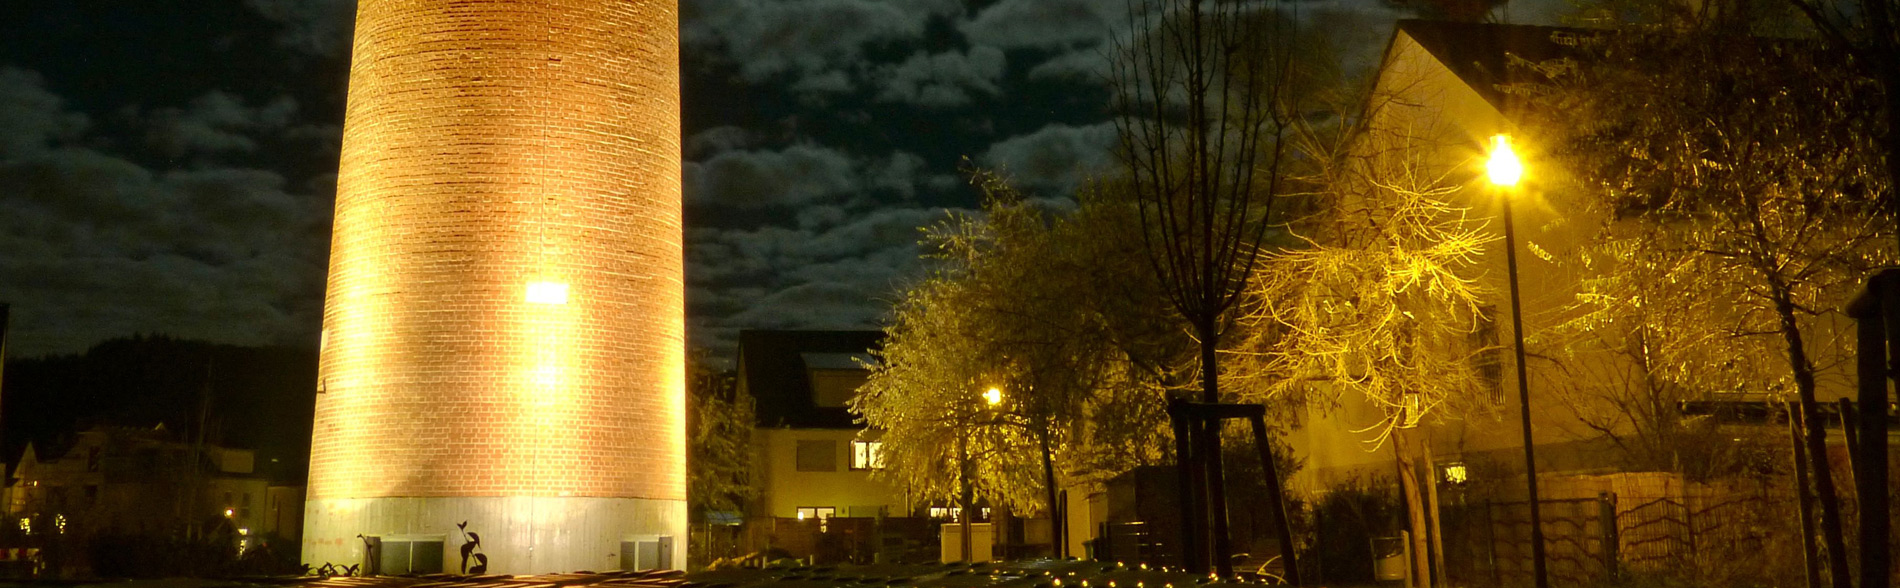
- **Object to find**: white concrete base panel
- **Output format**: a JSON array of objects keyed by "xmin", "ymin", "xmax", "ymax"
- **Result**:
[{"xmin": 302, "ymin": 496, "xmax": 687, "ymax": 574}]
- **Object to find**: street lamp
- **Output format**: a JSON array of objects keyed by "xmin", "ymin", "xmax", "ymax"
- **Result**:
[
  {"xmin": 957, "ymin": 385, "xmax": 1004, "ymax": 563},
  {"xmin": 1489, "ymin": 133, "xmax": 1548, "ymax": 588}
]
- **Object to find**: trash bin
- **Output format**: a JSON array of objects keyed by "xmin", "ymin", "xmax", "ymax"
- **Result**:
[{"xmin": 1372, "ymin": 532, "xmax": 1410, "ymax": 586}]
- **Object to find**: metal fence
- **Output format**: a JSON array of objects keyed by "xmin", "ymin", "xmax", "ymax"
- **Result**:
[
  {"xmin": 1437, "ymin": 490, "xmax": 1809, "ymax": 588},
  {"xmin": 1441, "ymin": 495, "xmax": 1617, "ymax": 588}
]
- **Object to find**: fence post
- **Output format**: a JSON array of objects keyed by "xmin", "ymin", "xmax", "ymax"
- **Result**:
[
  {"xmin": 1598, "ymin": 492, "xmax": 1618, "ymax": 584},
  {"xmin": 1684, "ymin": 497, "xmax": 1698, "ymax": 571}
]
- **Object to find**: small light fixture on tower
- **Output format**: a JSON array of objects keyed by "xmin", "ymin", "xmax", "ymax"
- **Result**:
[{"xmin": 525, "ymin": 281, "xmax": 569, "ymax": 305}]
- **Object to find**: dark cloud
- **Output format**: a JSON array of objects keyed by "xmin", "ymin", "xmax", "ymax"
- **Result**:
[
  {"xmin": 0, "ymin": 69, "xmax": 89, "ymax": 157},
  {"xmin": 960, "ymin": 0, "xmax": 1122, "ymax": 50},
  {"xmin": 687, "ymin": 144, "xmax": 860, "ymax": 209},
  {"xmin": 143, "ymin": 91, "xmax": 299, "ymax": 157},
  {"xmin": 242, "ymin": 0, "xmax": 357, "ymax": 57},
  {"xmin": 685, "ymin": 206, "xmax": 958, "ymax": 352},
  {"xmin": 685, "ymin": 144, "xmax": 953, "ymax": 210},
  {"xmin": 0, "ymin": 68, "xmax": 329, "ymax": 355},
  {"xmin": 684, "ymin": 0, "xmax": 962, "ymax": 92},
  {"xmin": 874, "ymin": 46, "xmax": 1007, "ymax": 109},
  {"xmin": 979, "ymin": 121, "xmax": 1119, "ymax": 197}
]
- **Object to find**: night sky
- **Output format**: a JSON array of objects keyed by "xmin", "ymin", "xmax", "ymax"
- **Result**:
[{"xmin": 0, "ymin": 0, "xmax": 1568, "ymax": 359}]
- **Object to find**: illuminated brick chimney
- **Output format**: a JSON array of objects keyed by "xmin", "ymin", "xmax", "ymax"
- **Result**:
[{"xmin": 303, "ymin": 0, "xmax": 685, "ymax": 573}]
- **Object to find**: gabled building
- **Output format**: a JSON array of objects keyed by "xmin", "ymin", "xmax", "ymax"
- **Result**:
[
  {"xmin": 1287, "ymin": 20, "xmax": 1609, "ymax": 492},
  {"xmin": 736, "ymin": 330, "xmax": 908, "ymax": 521},
  {"xmin": 1290, "ymin": 18, "xmax": 1867, "ymax": 492}
]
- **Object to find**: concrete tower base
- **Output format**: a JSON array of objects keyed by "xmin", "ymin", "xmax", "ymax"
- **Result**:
[{"xmin": 301, "ymin": 496, "xmax": 686, "ymax": 574}]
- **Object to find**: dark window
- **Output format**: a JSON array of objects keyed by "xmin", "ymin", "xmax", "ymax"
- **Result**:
[
  {"xmin": 795, "ymin": 440, "xmax": 837, "ymax": 472},
  {"xmin": 380, "ymin": 539, "xmax": 445, "ymax": 574},
  {"xmin": 619, "ymin": 536, "xmax": 675, "ymax": 570}
]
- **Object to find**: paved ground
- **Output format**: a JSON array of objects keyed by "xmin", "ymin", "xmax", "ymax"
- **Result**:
[{"xmin": 0, "ymin": 559, "xmax": 1286, "ymax": 588}]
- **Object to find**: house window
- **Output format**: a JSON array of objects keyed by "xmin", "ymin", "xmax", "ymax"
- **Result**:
[
  {"xmin": 795, "ymin": 507, "xmax": 835, "ymax": 521},
  {"xmin": 795, "ymin": 440, "xmax": 837, "ymax": 472},
  {"xmin": 851, "ymin": 440, "xmax": 884, "ymax": 470},
  {"xmin": 929, "ymin": 506, "xmax": 961, "ymax": 520},
  {"xmin": 795, "ymin": 507, "xmax": 836, "ymax": 532}
]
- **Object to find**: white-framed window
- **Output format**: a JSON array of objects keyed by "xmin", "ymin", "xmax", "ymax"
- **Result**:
[
  {"xmin": 795, "ymin": 507, "xmax": 836, "ymax": 532},
  {"xmin": 795, "ymin": 506, "xmax": 835, "ymax": 521},
  {"xmin": 850, "ymin": 440, "xmax": 884, "ymax": 470}
]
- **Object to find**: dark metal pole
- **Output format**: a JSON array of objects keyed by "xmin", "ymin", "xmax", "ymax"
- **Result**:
[
  {"xmin": 1500, "ymin": 191, "xmax": 1549, "ymax": 588},
  {"xmin": 960, "ymin": 431, "xmax": 973, "ymax": 563},
  {"xmin": 1171, "ymin": 401, "xmax": 1204, "ymax": 572},
  {"xmin": 1208, "ymin": 420, "xmax": 1234, "ymax": 577}
]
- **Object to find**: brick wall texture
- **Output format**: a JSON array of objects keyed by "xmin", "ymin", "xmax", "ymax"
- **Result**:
[{"xmin": 309, "ymin": 0, "xmax": 685, "ymax": 502}]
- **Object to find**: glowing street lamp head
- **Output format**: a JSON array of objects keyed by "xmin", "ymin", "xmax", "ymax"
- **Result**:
[
  {"xmin": 1486, "ymin": 134, "xmax": 1524, "ymax": 188},
  {"xmin": 983, "ymin": 387, "xmax": 1003, "ymax": 407}
]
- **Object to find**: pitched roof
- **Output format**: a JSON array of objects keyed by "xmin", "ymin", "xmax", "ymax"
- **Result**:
[
  {"xmin": 735, "ymin": 330, "xmax": 884, "ymax": 429},
  {"xmin": 1394, "ymin": 19, "xmax": 1592, "ymax": 113}
]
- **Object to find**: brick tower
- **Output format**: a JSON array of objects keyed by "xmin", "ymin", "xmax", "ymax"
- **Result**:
[{"xmin": 302, "ymin": 0, "xmax": 685, "ymax": 573}]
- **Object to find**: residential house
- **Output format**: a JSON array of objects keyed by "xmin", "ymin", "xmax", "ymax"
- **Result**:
[{"xmin": 737, "ymin": 330, "xmax": 909, "ymax": 521}]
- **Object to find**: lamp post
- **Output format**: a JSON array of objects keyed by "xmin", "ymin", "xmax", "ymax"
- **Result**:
[
  {"xmin": 958, "ymin": 386, "xmax": 1004, "ymax": 563},
  {"xmin": 1488, "ymin": 134, "xmax": 1548, "ymax": 588}
]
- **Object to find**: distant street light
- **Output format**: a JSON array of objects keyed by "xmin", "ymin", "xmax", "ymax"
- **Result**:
[
  {"xmin": 1489, "ymin": 133, "xmax": 1548, "ymax": 588},
  {"xmin": 984, "ymin": 387, "xmax": 1004, "ymax": 407}
]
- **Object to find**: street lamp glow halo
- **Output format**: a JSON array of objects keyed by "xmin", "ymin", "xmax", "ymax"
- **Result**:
[
  {"xmin": 984, "ymin": 387, "xmax": 1003, "ymax": 406},
  {"xmin": 1487, "ymin": 134, "xmax": 1524, "ymax": 187}
]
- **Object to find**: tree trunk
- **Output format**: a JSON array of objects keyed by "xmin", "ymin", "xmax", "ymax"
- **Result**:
[
  {"xmin": 1423, "ymin": 439, "xmax": 1447, "ymax": 588},
  {"xmin": 1199, "ymin": 322, "xmax": 1235, "ymax": 576},
  {"xmin": 1039, "ymin": 424, "xmax": 1064, "ymax": 560},
  {"xmin": 1776, "ymin": 294, "xmax": 1852, "ymax": 588},
  {"xmin": 1792, "ymin": 402, "xmax": 1823, "ymax": 588},
  {"xmin": 1394, "ymin": 428, "xmax": 1432, "ymax": 588}
]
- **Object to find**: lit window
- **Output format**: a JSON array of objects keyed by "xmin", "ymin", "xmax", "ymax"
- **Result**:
[
  {"xmin": 795, "ymin": 507, "xmax": 835, "ymax": 531},
  {"xmin": 1442, "ymin": 463, "xmax": 1469, "ymax": 484},
  {"xmin": 928, "ymin": 506, "xmax": 962, "ymax": 520},
  {"xmin": 851, "ymin": 440, "xmax": 884, "ymax": 470},
  {"xmin": 525, "ymin": 281, "xmax": 569, "ymax": 305}
]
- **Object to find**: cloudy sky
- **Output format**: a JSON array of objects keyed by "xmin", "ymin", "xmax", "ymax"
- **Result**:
[{"xmin": 0, "ymin": 0, "xmax": 1569, "ymax": 359}]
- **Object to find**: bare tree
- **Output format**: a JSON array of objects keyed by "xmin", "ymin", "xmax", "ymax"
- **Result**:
[{"xmin": 1110, "ymin": 0, "xmax": 1299, "ymax": 573}]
